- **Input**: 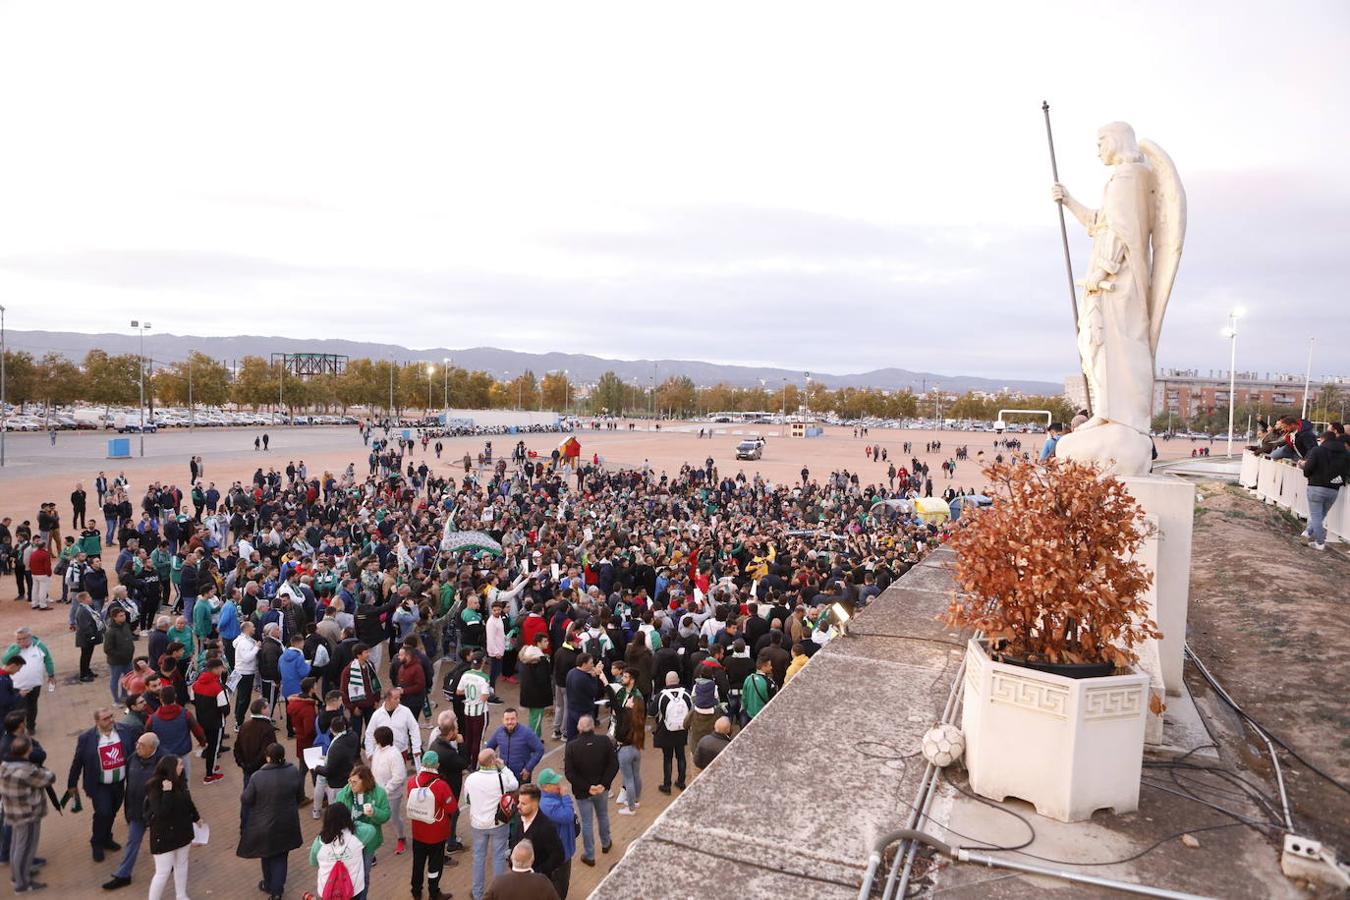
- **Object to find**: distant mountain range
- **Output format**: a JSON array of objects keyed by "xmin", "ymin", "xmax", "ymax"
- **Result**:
[{"xmin": 7, "ymin": 330, "xmax": 1063, "ymax": 395}]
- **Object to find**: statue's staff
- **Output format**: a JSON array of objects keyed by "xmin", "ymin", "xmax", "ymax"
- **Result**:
[{"xmin": 1042, "ymin": 100, "xmax": 1091, "ymax": 416}]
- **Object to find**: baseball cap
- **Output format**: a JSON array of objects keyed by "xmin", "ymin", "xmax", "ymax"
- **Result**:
[{"xmin": 536, "ymin": 768, "xmax": 563, "ymax": 786}]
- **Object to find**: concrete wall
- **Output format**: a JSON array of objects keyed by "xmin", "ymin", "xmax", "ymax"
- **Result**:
[{"xmin": 442, "ymin": 408, "xmax": 561, "ymax": 429}]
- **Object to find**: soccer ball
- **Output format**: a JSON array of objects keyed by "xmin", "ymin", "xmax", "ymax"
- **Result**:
[{"xmin": 921, "ymin": 723, "xmax": 965, "ymax": 768}]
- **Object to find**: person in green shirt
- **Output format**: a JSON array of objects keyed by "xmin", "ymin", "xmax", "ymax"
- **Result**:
[
  {"xmin": 166, "ymin": 614, "xmax": 195, "ymax": 659},
  {"xmin": 741, "ymin": 651, "xmax": 778, "ymax": 722},
  {"xmin": 192, "ymin": 585, "xmax": 218, "ymax": 645},
  {"xmin": 334, "ymin": 763, "xmax": 390, "ymax": 880}
]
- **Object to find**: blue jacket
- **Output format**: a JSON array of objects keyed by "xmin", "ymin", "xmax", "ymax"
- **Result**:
[
  {"xmin": 67, "ymin": 722, "xmax": 139, "ymax": 796},
  {"xmin": 540, "ymin": 791, "xmax": 577, "ymax": 861},
  {"xmin": 278, "ymin": 647, "xmax": 311, "ymax": 698},
  {"xmin": 217, "ymin": 601, "xmax": 241, "ymax": 641},
  {"xmin": 485, "ymin": 724, "xmax": 545, "ymax": 778}
]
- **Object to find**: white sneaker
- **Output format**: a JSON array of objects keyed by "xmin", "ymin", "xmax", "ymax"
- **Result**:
[
  {"xmin": 1310, "ymin": 542, "xmax": 1326, "ymax": 551},
  {"xmin": 614, "ymin": 789, "xmax": 627, "ymax": 805},
  {"xmin": 617, "ymin": 807, "xmax": 636, "ymax": 816}
]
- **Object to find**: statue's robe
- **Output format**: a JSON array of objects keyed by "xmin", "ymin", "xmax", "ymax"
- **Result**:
[{"xmin": 1078, "ymin": 161, "xmax": 1155, "ymax": 433}]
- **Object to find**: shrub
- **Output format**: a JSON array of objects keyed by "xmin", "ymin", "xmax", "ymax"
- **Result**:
[{"xmin": 944, "ymin": 459, "xmax": 1160, "ymax": 668}]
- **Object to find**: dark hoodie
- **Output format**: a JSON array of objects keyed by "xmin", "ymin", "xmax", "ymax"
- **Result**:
[
  {"xmin": 191, "ymin": 670, "xmax": 227, "ymax": 731},
  {"xmin": 1303, "ymin": 436, "xmax": 1349, "ymax": 488},
  {"xmin": 148, "ymin": 702, "xmax": 204, "ymax": 756}
]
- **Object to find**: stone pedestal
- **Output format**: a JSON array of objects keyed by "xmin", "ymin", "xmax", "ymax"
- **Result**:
[{"xmin": 1119, "ymin": 473, "xmax": 1194, "ymax": 697}]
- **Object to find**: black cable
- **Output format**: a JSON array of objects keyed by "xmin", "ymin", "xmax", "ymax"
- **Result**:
[
  {"xmin": 1187, "ymin": 645, "xmax": 1350, "ymax": 796},
  {"xmin": 895, "ymin": 778, "xmax": 1250, "ymax": 868},
  {"xmin": 942, "ymin": 775, "xmax": 1036, "ymax": 851}
]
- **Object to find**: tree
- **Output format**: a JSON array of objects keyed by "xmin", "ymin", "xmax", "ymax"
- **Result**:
[
  {"xmin": 541, "ymin": 372, "xmax": 572, "ymax": 411},
  {"xmin": 1, "ymin": 351, "xmax": 37, "ymax": 408},
  {"xmin": 33, "ymin": 352, "xmax": 83, "ymax": 409},
  {"xmin": 507, "ymin": 370, "xmax": 540, "ymax": 410},
  {"xmin": 84, "ymin": 350, "xmax": 142, "ymax": 411},
  {"xmin": 152, "ymin": 352, "xmax": 231, "ymax": 409},
  {"xmin": 591, "ymin": 371, "xmax": 627, "ymax": 415},
  {"xmin": 655, "ymin": 376, "xmax": 697, "ymax": 417},
  {"xmin": 230, "ymin": 356, "xmax": 278, "ymax": 410}
]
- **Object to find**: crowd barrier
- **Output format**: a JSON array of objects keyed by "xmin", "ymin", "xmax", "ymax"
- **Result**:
[{"xmin": 1240, "ymin": 450, "xmax": 1347, "ymax": 543}]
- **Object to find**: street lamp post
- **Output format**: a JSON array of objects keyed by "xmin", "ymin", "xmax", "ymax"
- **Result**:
[
  {"xmin": 442, "ymin": 358, "xmax": 450, "ymax": 423},
  {"xmin": 426, "ymin": 364, "xmax": 434, "ymax": 413},
  {"xmin": 277, "ymin": 358, "xmax": 284, "ymax": 425},
  {"xmin": 131, "ymin": 320, "xmax": 151, "ymax": 457},
  {"xmin": 1221, "ymin": 308, "xmax": 1244, "ymax": 458},
  {"xmin": 1300, "ymin": 337, "xmax": 1314, "ymax": 420},
  {"xmin": 188, "ymin": 362, "xmax": 194, "ymax": 431}
]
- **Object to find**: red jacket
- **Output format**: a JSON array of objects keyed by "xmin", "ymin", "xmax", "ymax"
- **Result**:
[
  {"xmin": 520, "ymin": 614, "xmax": 549, "ymax": 652},
  {"xmin": 397, "ymin": 659, "xmax": 426, "ymax": 698},
  {"xmin": 287, "ymin": 695, "xmax": 318, "ymax": 754},
  {"xmin": 406, "ymin": 771, "xmax": 457, "ymax": 844},
  {"xmin": 28, "ymin": 547, "xmax": 52, "ymax": 577}
]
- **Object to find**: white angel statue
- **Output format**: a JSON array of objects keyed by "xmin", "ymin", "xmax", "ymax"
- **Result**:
[{"xmin": 1051, "ymin": 121, "xmax": 1186, "ymax": 475}]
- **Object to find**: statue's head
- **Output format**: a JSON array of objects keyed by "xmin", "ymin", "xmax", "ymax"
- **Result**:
[{"xmin": 1097, "ymin": 122, "xmax": 1143, "ymax": 165}]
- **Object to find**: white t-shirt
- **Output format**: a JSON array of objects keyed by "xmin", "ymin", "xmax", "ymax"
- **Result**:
[
  {"xmin": 459, "ymin": 670, "xmax": 491, "ymax": 717},
  {"xmin": 11, "ymin": 644, "xmax": 45, "ymax": 691}
]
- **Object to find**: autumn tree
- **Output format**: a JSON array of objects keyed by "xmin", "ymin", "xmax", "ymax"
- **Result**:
[
  {"xmin": 84, "ymin": 350, "xmax": 142, "ymax": 412},
  {"xmin": 33, "ymin": 352, "xmax": 83, "ymax": 408},
  {"xmin": 540, "ymin": 371, "xmax": 572, "ymax": 411}
]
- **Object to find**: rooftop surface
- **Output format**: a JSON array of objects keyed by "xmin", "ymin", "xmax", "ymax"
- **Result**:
[{"xmin": 595, "ymin": 500, "xmax": 1345, "ymax": 898}]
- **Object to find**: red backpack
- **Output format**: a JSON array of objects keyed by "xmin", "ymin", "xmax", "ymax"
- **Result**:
[{"xmin": 321, "ymin": 858, "xmax": 354, "ymax": 900}]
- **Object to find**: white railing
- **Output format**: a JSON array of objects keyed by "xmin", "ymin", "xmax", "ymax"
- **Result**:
[{"xmin": 1241, "ymin": 451, "xmax": 1347, "ymax": 543}]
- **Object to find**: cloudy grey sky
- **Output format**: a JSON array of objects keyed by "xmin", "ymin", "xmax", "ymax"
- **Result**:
[{"xmin": 1, "ymin": 1, "xmax": 1347, "ymax": 383}]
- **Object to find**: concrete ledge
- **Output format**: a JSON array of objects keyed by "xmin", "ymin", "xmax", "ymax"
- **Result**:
[{"xmin": 592, "ymin": 550, "xmax": 966, "ymax": 899}]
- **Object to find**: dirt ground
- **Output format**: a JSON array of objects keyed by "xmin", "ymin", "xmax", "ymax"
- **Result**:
[{"xmin": 1185, "ymin": 482, "xmax": 1350, "ymax": 856}]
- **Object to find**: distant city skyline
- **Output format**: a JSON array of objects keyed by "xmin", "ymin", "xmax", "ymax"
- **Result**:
[{"xmin": 0, "ymin": 2, "xmax": 1346, "ymax": 382}]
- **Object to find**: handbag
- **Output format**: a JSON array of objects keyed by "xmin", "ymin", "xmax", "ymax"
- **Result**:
[{"xmin": 494, "ymin": 769, "xmax": 517, "ymax": 826}]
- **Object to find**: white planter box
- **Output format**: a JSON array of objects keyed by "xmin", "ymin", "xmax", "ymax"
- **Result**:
[{"xmin": 961, "ymin": 639, "xmax": 1149, "ymax": 823}]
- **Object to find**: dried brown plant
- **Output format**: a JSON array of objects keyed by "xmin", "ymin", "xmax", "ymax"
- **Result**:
[{"xmin": 944, "ymin": 458, "xmax": 1161, "ymax": 668}]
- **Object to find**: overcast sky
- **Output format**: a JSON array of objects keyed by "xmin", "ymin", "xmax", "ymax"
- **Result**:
[{"xmin": 1, "ymin": 1, "xmax": 1347, "ymax": 383}]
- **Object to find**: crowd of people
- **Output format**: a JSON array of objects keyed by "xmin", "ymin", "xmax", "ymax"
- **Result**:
[
  {"xmin": 1252, "ymin": 416, "xmax": 1348, "ymax": 552},
  {"xmin": 0, "ymin": 427, "xmax": 954, "ymax": 899}
]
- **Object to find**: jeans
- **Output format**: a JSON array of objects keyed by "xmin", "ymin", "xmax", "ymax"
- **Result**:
[
  {"xmin": 260, "ymin": 852, "xmax": 288, "ymax": 895},
  {"xmin": 109, "ymin": 663, "xmax": 131, "ymax": 703},
  {"xmin": 9, "ymin": 820, "xmax": 39, "ymax": 891},
  {"xmin": 148, "ymin": 844, "xmax": 190, "ymax": 900},
  {"xmin": 617, "ymin": 744, "xmax": 642, "ymax": 809},
  {"xmin": 471, "ymin": 824, "xmax": 509, "ymax": 900},
  {"xmin": 552, "ymin": 683, "xmax": 566, "ymax": 736},
  {"xmin": 1270, "ymin": 444, "xmax": 1297, "ymax": 461},
  {"xmin": 106, "ymin": 518, "xmax": 117, "ymax": 545},
  {"xmin": 1307, "ymin": 485, "xmax": 1341, "ymax": 544},
  {"xmin": 386, "ymin": 779, "xmax": 406, "ymax": 841},
  {"xmin": 114, "ymin": 818, "xmax": 146, "ymax": 878},
  {"xmin": 575, "ymin": 792, "xmax": 611, "ymax": 861}
]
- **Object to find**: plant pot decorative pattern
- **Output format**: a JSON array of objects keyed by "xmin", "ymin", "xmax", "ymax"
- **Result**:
[{"xmin": 961, "ymin": 639, "xmax": 1149, "ymax": 823}]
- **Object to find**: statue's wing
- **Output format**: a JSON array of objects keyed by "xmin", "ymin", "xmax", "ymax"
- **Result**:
[{"xmin": 1140, "ymin": 139, "xmax": 1186, "ymax": 356}]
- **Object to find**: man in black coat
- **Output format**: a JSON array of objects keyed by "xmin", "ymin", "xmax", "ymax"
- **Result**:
[
  {"xmin": 236, "ymin": 743, "xmax": 304, "ymax": 900},
  {"xmin": 314, "ymin": 716, "xmax": 361, "ymax": 793},
  {"xmin": 511, "ymin": 783, "xmax": 565, "ymax": 884},
  {"xmin": 66, "ymin": 708, "xmax": 139, "ymax": 861},
  {"xmin": 562, "ymin": 715, "xmax": 618, "ymax": 866},
  {"xmin": 101, "ymin": 731, "xmax": 163, "ymax": 890}
]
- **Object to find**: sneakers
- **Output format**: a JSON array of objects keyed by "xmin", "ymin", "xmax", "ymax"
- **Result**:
[
  {"xmin": 658, "ymin": 784, "xmax": 671, "ymax": 794},
  {"xmin": 101, "ymin": 876, "xmax": 132, "ymax": 891},
  {"xmin": 617, "ymin": 807, "xmax": 636, "ymax": 816},
  {"xmin": 1310, "ymin": 541, "xmax": 1326, "ymax": 551},
  {"xmin": 203, "ymin": 773, "xmax": 225, "ymax": 785},
  {"xmin": 396, "ymin": 838, "xmax": 407, "ymax": 855}
]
